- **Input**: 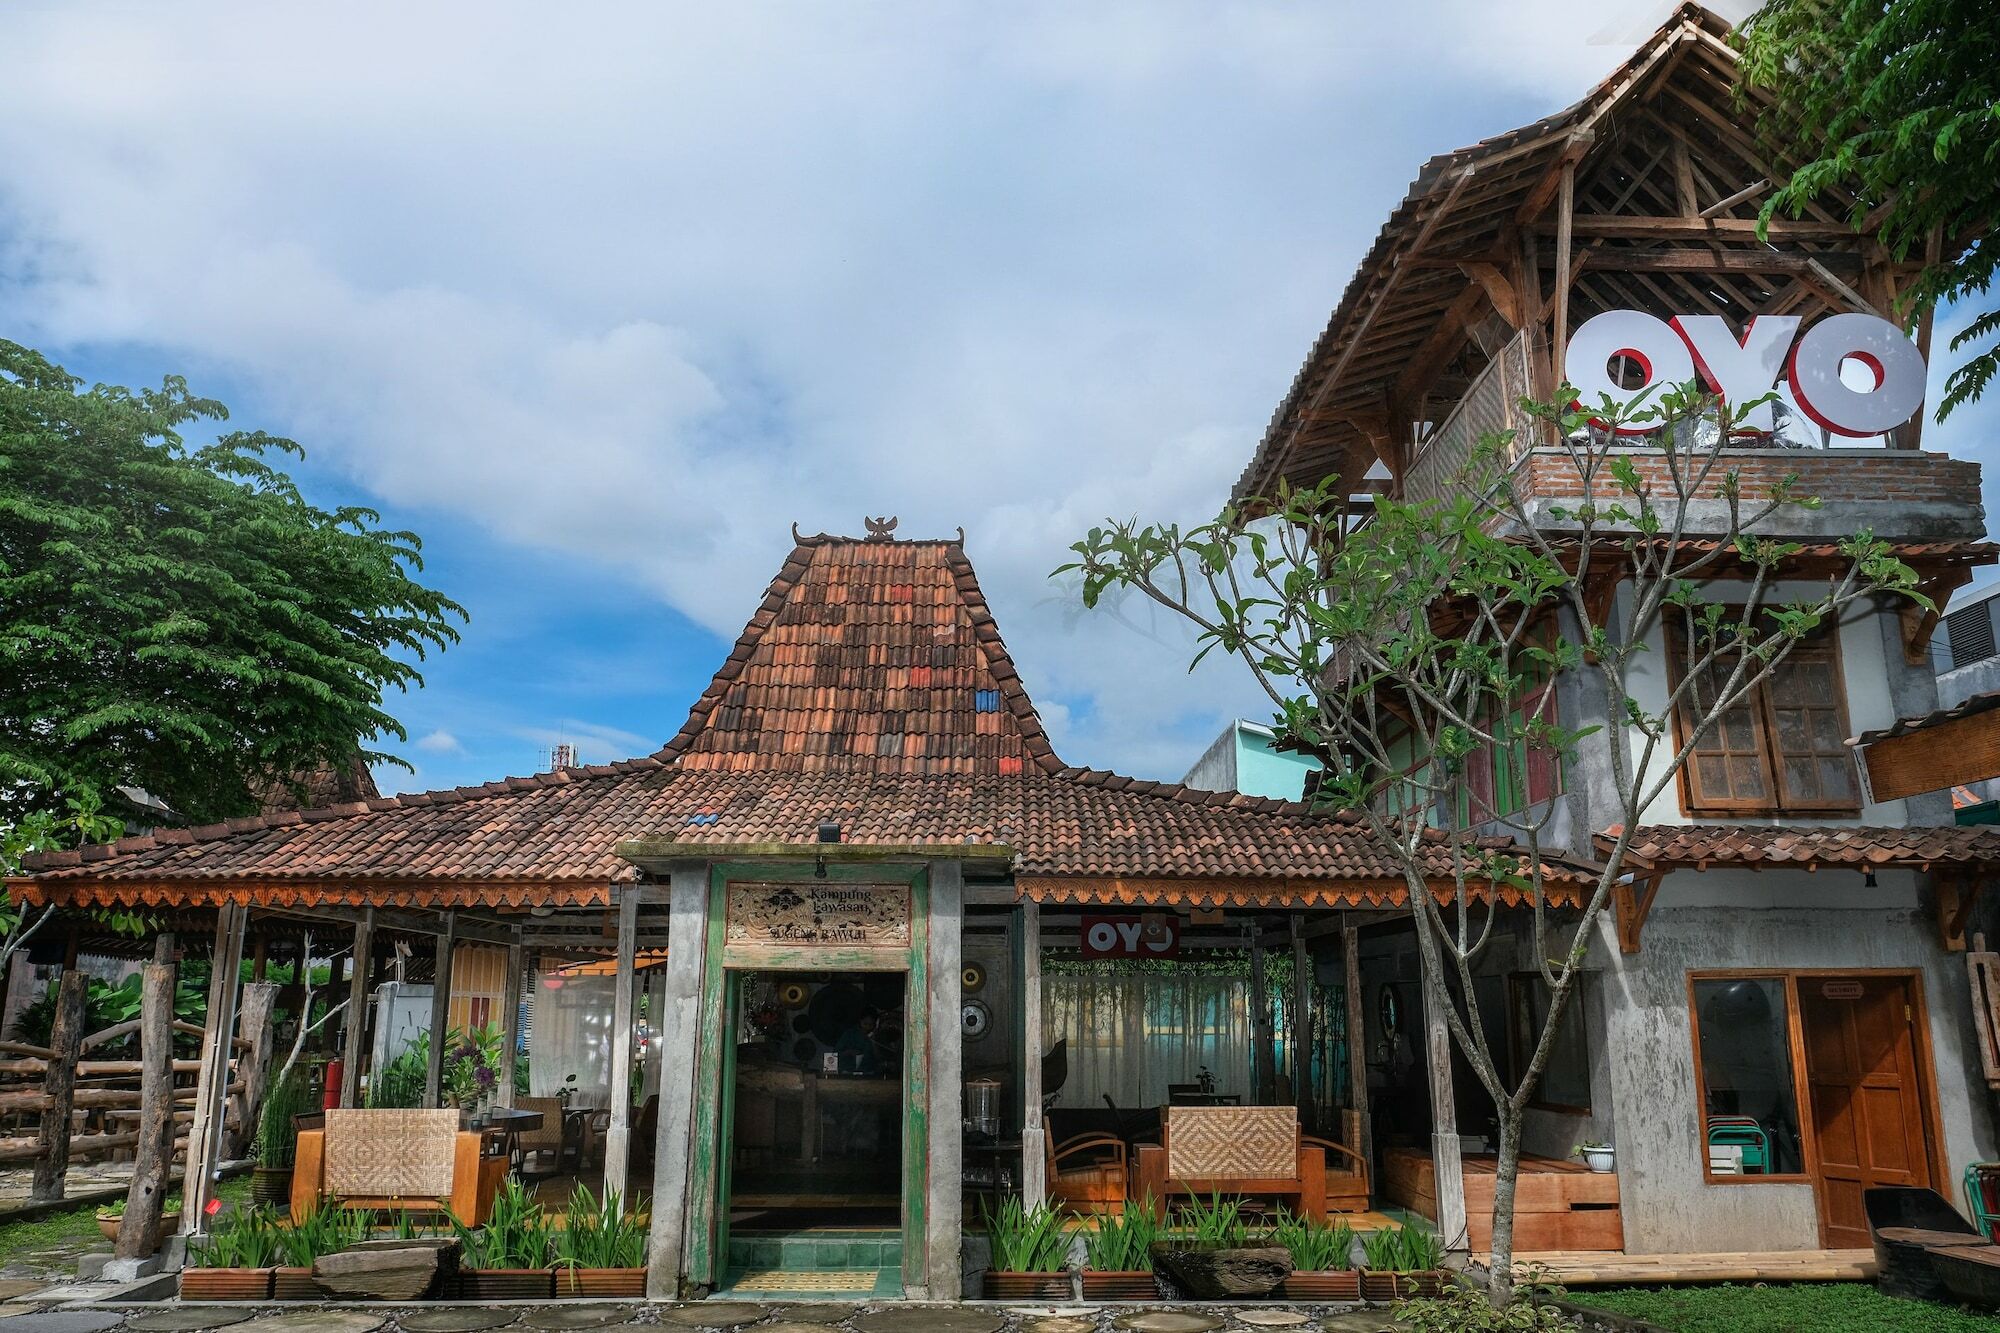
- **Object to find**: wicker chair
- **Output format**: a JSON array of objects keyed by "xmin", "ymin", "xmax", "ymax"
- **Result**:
[
  {"xmin": 291, "ymin": 1108, "xmax": 504, "ymax": 1224},
  {"xmin": 512, "ymin": 1096, "xmax": 568, "ymax": 1177},
  {"xmin": 1043, "ymin": 1114, "xmax": 1129, "ymax": 1217}
]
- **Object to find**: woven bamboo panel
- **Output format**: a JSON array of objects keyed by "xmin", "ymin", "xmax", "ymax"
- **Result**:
[
  {"xmin": 324, "ymin": 1109, "xmax": 457, "ymax": 1199},
  {"xmin": 1166, "ymin": 1106, "xmax": 1295, "ymax": 1178}
]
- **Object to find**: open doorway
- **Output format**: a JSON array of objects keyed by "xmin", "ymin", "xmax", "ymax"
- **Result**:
[{"xmin": 722, "ymin": 969, "xmax": 906, "ymax": 1295}]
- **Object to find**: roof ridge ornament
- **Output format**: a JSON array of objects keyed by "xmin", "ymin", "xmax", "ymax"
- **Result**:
[{"xmin": 865, "ymin": 514, "xmax": 899, "ymax": 538}]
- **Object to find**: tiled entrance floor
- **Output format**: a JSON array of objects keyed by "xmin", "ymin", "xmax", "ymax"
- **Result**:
[{"xmin": 719, "ymin": 1227, "xmax": 903, "ymax": 1301}]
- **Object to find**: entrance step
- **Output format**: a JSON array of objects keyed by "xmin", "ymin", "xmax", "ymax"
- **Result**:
[
  {"xmin": 730, "ymin": 1229, "xmax": 902, "ymax": 1272},
  {"xmin": 718, "ymin": 1266, "xmax": 902, "ymax": 1299}
]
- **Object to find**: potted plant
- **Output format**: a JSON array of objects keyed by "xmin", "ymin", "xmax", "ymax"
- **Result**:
[
  {"xmin": 1275, "ymin": 1210, "xmax": 1359, "ymax": 1300},
  {"xmin": 180, "ymin": 1205, "xmax": 280, "ymax": 1300},
  {"xmin": 96, "ymin": 1194, "xmax": 181, "ymax": 1244},
  {"xmin": 1079, "ymin": 1200, "xmax": 1159, "ymax": 1300},
  {"xmin": 554, "ymin": 1184, "xmax": 648, "ymax": 1296},
  {"xmin": 1147, "ymin": 1191, "xmax": 1291, "ymax": 1299},
  {"xmin": 253, "ymin": 1067, "xmax": 310, "ymax": 1205},
  {"xmin": 981, "ymin": 1196, "xmax": 1073, "ymax": 1299},
  {"xmin": 447, "ymin": 1178, "xmax": 556, "ymax": 1298},
  {"xmin": 1359, "ymin": 1225, "xmax": 1447, "ymax": 1302},
  {"xmin": 273, "ymin": 1200, "xmax": 370, "ymax": 1298},
  {"xmin": 1573, "ymin": 1140, "xmax": 1615, "ymax": 1174}
]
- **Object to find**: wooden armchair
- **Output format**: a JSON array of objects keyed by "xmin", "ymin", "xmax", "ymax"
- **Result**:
[
  {"xmin": 291, "ymin": 1108, "xmax": 505, "ymax": 1225},
  {"xmin": 1133, "ymin": 1105, "xmax": 1327, "ymax": 1223},
  {"xmin": 512, "ymin": 1096, "xmax": 568, "ymax": 1176},
  {"xmin": 1043, "ymin": 1114, "xmax": 1128, "ymax": 1216},
  {"xmin": 1303, "ymin": 1131, "xmax": 1370, "ymax": 1212}
]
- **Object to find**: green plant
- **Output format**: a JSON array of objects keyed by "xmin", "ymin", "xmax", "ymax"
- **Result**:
[
  {"xmin": 368, "ymin": 1034, "xmax": 429, "ymax": 1109},
  {"xmin": 1399, "ymin": 1281, "xmax": 1567, "ymax": 1332},
  {"xmin": 1080, "ymin": 1199, "xmax": 1159, "ymax": 1271},
  {"xmin": 275, "ymin": 1200, "xmax": 368, "ymax": 1267},
  {"xmin": 1583, "ymin": 1280, "xmax": 2000, "ymax": 1333},
  {"xmin": 96, "ymin": 1194, "xmax": 179, "ymax": 1219},
  {"xmin": 257, "ymin": 1068, "xmax": 311, "ymax": 1169},
  {"xmin": 1364, "ymin": 1224, "xmax": 1444, "ymax": 1273},
  {"xmin": 194, "ymin": 1206, "xmax": 284, "ymax": 1269},
  {"xmin": 447, "ymin": 1177, "xmax": 553, "ymax": 1269},
  {"xmin": 1175, "ymin": 1190, "xmax": 1250, "ymax": 1248},
  {"xmin": 554, "ymin": 1185, "xmax": 647, "ymax": 1269},
  {"xmin": 1271, "ymin": 1209, "xmax": 1353, "ymax": 1271},
  {"xmin": 982, "ymin": 1196, "xmax": 1071, "ymax": 1274}
]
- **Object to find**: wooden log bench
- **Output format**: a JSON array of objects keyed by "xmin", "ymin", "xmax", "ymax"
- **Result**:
[{"xmin": 1382, "ymin": 1145, "xmax": 1622, "ymax": 1252}]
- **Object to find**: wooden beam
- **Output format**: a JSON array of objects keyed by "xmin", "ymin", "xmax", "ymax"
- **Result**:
[
  {"xmin": 339, "ymin": 909, "xmax": 374, "ymax": 1108},
  {"xmin": 646, "ymin": 863, "xmax": 711, "ymax": 1300},
  {"xmin": 1342, "ymin": 922, "xmax": 1373, "ymax": 1183},
  {"xmin": 1513, "ymin": 130, "xmax": 1594, "ymax": 225},
  {"xmin": 1701, "ymin": 178, "xmax": 1771, "ymax": 219},
  {"xmin": 114, "ymin": 957, "xmax": 176, "ymax": 1259},
  {"xmin": 422, "ymin": 912, "xmax": 455, "ymax": 1108},
  {"xmin": 30, "ymin": 971, "xmax": 86, "ymax": 1202},
  {"xmin": 1552, "ymin": 161, "xmax": 1575, "ymax": 386},
  {"xmin": 183, "ymin": 902, "xmax": 245, "ymax": 1235},
  {"xmin": 602, "ymin": 888, "xmax": 640, "ymax": 1201},
  {"xmin": 1290, "ymin": 913, "xmax": 1310, "ymax": 1121},
  {"xmin": 1938, "ymin": 876, "xmax": 1980, "ymax": 953},
  {"xmin": 1614, "ymin": 873, "xmax": 1666, "ymax": 955},
  {"xmin": 1578, "ymin": 249, "xmax": 1863, "ymax": 276},
  {"xmin": 1422, "ymin": 976, "xmax": 1467, "ymax": 1253},
  {"xmin": 1250, "ymin": 938, "xmax": 1272, "ymax": 1104},
  {"xmin": 498, "ymin": 941, "xmax": 522, "ymax": 1110},
  {"xmin": 1459, "ymin": 261, "xmax": 1520, "ymax": 328},
  {"xmin": 228, "ymin": 982, "xmax": 279, "ymax": 1158},
  {"xmin": 1900, "ymin": 568, "xmax": 1974, "ymax": 666},
  {"xmin": 1393, "ymin": 282, "xmax": 1492, "ymax": 422},
  {"xmin": 1555, "ymin": 215, "xmax": 1862, "ymax": 242}
]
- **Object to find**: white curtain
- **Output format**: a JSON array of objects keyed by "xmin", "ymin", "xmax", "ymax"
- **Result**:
[
  {"xmin": 527, "ymin": 966, "xmax": 667, "ymax": 1107},
  {"xmin": 1043, "ymin": 973, "xmax": 1253, "ymax": 1110}
]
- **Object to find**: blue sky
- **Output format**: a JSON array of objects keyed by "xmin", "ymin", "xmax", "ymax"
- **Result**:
[{"xmin": 7, "ymin": 0, "xmax": 1994, "ymax": 794}]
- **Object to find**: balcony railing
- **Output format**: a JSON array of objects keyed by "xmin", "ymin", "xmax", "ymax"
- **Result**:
[{"xmin": 1402, "ymin": 328, "xmax": 1538, "ymax": 507}]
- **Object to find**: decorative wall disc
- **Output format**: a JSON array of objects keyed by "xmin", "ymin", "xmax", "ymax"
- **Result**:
[
  {"xmin": 777, "ymin": 982, "xmax": 809, "ymax": 1008},
  {"xmin": 961, "ymin": 962, "xmax": 986, "ymax": 993},
  {"xmin": 961, "ymin": 998, "xmax": 992, "ymax": 1040}
]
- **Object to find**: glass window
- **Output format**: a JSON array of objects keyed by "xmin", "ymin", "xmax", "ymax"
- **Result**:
[
  {"xmin": 1691, "ymin": 976, "xmax": 1806, "ymax": 1177},
  {"xmin": 1508, "ymin": 974, "xmax": 1591, "ymax": 1113}
]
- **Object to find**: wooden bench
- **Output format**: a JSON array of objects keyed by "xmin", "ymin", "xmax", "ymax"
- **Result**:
[
  {"xmin": 1133, "ymin": 1105, "xmax": 1327, "ymax": 1223},
  {"xmin": 291, "ymin": 1108, "xmax": 505, "ymax": 1225},
  {"xmin": 1383, "ymin": 1145, "xmax": 1621, "ymax": 1251}
]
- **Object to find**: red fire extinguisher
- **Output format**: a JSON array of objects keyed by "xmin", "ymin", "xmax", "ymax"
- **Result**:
[{"xmin": 323, "ymin": 1058, "xmax": 343, "ymax": 1108}]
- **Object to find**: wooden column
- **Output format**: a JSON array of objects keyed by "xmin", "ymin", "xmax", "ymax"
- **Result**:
[
  {"xmin": 228, "ymin": 982, "xmax": 280, "ymax": 1157},
  {"xmin": 1551, "ymin": 162, "xmax": 1575, "ymax": 387},
  {"xmin": 1249, "ymin": 935, "xmax": 1271, "ymax": 1104},
  {"xmin": 30, "ymin": 969, "xmax": 87, "ymax": 1201},
  {"xmin": 1422, "ymin": 976, "xmax": 1468, "ymax": 1253},
  {"xmin": 116, "ymin": 950, "xmax": 177, "ymax": 1259},
  {"xmin": 922, "ymin": 859, "xmax": 965, "ymax": 1300},
  {"xmin": 184, "ymin": 902, "xmax": 246, "ymax": 1234},
  {"xmin": 1290, "ymin": 913, "xmax": 1310, "ymax": 1120},
  {"xmin": 647, "ymin": 862, "xmax": 710, "ymax": 1299},
  {"xmin": 498, "ymin": 939, "xmax": 523, "ymax": 1110},
  {"xmin": 1019, "ymin": 899, "xmax": 1046, "ymax": 1208},
  {"xmin": 1342, "ymin": 922, "xmax": 1373, "ymax": 1174},
  {"xmin": 603, "ymin": 889, "xmax": 640, "ymax": 1201},
  {"xmin": 423, "ymin": 913, "xmax": 456, "ymax": 1108},
  {"xmin": 339, "ymin": 910, "xmax": 374, "ymax": 1106}
]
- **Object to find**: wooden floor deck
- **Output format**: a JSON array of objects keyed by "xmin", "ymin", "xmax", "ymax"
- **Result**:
[{"xmin": 1481, "ymin": 1248, "xmax": 1879, "ymax": 1286}]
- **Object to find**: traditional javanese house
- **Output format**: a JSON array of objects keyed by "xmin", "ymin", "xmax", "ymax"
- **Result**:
[
  {"xmin": 1225, "ymin": 0, "xmax": 2000, "ymax": 1278},
  {"xmin": 11, "ymin": 524, "xmax": 1581, "ymax": 1298}
]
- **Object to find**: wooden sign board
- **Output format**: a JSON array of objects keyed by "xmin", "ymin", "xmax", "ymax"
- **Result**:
[
  {"xmin": 1856, "ymin": 707, "xmax": 2000, "ymax": 803},
  {"xmin": 726, "ymin": 881, "xmax": 910, "ymax": 949}
]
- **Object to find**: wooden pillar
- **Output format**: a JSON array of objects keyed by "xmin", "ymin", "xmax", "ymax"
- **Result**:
[
  {"xmin": 1019, "ymin": 899, "xmax": 1046, "ymax": 1208},
  {"xmin": 30, "ymin": 969, "xmax": 87, "ymax": 1201},
  {"xmin": 116, "ymin": 952, "xmax": 177, "ymax": 1258},
  {"xmin": 339, "ymin": 909, "xmax": 374, "ymax": 1107},
  {"xmin": 1551, "ymin": 161, "xmax": 1575, "ymax": 387},
  {"xmin": 251, "ymin": 933, "xmax": 268, "ymax": 982},
  {"xmin": 498, "ymin": 939, "xmax": 523, "ymax": 1110},
  {"xmin": 326, "ymin": 951, "xmax": 347, "ymax": 1057},
  {"xmin": 1249, "ymin": 935, "xmax": 1271, "ymax": 1104},
  {"xmin": 424, "ymin": 913, "xmax": 457, "ymax": 1108},
  {"xmin": 1422, "ymin": 975, "xmax": 1468, "ymax": 1253},
  {"xmin": 228, "ymin": 982, "xmax": 280, "ymax": 1158},
  {"xmin": 603, "ymin": 889, "xmax": 640, "ymax": 1201},
  {"xmin": 647, "ymin": 862, "xmax": 710, "ymax": 1300},
  {"xmin": 1290, "ymin": 913, "xmax": 1311, "ymax": 1123},
  {"xmin": 184, "ymin": 902, "xmax": 246, "ymax": 1234},
  {"xmin": 922, "ymin": 859, "xmax": 964, "ymax": 1300},
  {"xmin": 1342, "ymin": 921, "xmax": 1373, "ymax": 1174}
]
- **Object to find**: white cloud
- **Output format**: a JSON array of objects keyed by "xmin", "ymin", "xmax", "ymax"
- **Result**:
[
  {"xmin": 414, "ymin": 729, "xmax": 464, "ymax": 755},
  {"xmin": 0, "ymin": 0, "xmax": 1721, "ymax": 776}
]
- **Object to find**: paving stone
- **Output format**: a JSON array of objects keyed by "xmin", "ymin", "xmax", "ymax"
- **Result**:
[
  {"xmin": 763, "ymin": 1310, "xmax": 856, "ymax": 1325},
  {"xmin": 1315, "ymin": 1315, "xmax": 1405, "ymax": 1333},
  {"xmin": 1022, "ymin": 1318, "xmax": 1099, "ymax": 1333},
  {"xmin": 0, "ymin": 1312, "xmax": 126, "ymax": 1333},
  {"xmin": 1111, "ymin": 1315, "xmax": 1225, "ymax": 1333},
  {"xmin": 0, "ymin": 1288, "xmax": 40, "ymax": 1302},
  {"xmin": 125, "ymin": 1312, "xmax": 255, "ymax": 1333},
  {"xmin": 850, "ymin": 1312, "xmax": 1005, "ymax": 1333},
  {"xmin": 515, "ymin": 1310, "xmax": 628, "ymax": 1332},
  {"xmin": 395, "ymin": 1313, "xmax": 519, "ymax": 1333},
  {"xmin": 656, "ymin": 1307, "xmax": 771, "ymax": 1330},
  {"xmin": 1231, "ymin": 1316, "xmax": 1311, "ymax": 1329},
  {"xmin": 755, "ymin": 1324, "xmax": 859, "ymax": 1333},
  {"xmin": 230, "ymin": 1315, "xmax": 387, "ymax": 1333}
]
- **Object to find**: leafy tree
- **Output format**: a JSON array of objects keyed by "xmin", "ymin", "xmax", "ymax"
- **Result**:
[
  {"xmin": 1738, "ymin": 0, "xmax": 2000, "ymax": 416},
  {"xmin": 0, "ymin": 793, "xmax": 123, "ymax": 972},
  {"xmin": 1060, "ymin": 384, "xmax": 1920, "ymax": 1292},
  {"xmin": 0, "ymin": 340, "xmax": 465, "ymax": 827}
]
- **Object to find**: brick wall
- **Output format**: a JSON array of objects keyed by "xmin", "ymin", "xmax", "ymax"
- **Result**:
[{"xmin": 1512, "ymin": 447, "xmax": 1980, "ymax": 507}]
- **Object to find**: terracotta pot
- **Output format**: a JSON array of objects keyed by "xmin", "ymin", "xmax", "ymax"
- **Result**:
[
  {"xmin": 982, "ymin": 1270, "xmax": 1073, "ymax": 1300},
  {"xmin": 272, "ymin": 1267, "xmax": 321, "ymax": 1300},
  {"xmin": 1282, "ymin": 1269, "xmax": 1362, "ymax": 1300},
  {"xmin": 98, "ymin": 1210, "xmax": 181, "ymax": 1243},
  {"xmin": 452, "ymin": 1268, "xmax": 555, "ymax": 1300},
  {"xmin": 1080, "ymin": 1270, "xmax": 1157, "ymax": 1300},
  {"xmin": 250, "ymin": 1166, "xmax": 295, "ymax": 1206},
  {"xmin": 555, "ymin": 1267, "xmax": 646, "ymax": 1297},
  {"xmin": 1360, "ymin": 1269, "xmax": 1447, "ymax": 1301},
  {"xmin": 179, "ymin": 1268, "xmax": 273, "ymax": 1301}
]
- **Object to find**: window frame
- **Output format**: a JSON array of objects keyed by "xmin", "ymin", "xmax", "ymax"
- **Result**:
[
  {"xmin": 1507, "ymin": 971, "xmax": 1592, "ymax": 1116},
  {"xmin": 1686, "ymin": 969, "xmax": 1815, "ymax": 1186},
  {"xmin": 1666, "ymin": 614, "xmax": 1862, "ymax": 817}
]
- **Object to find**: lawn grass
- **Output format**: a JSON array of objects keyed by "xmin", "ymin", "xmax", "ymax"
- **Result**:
[
  {"xmin": 1582, "ymin": 1281, "xmax": 1999, "ymax": 1332},
  {"xmin": 0, "ymin": 1174, "xmax": 250, "ymax": 1266}
]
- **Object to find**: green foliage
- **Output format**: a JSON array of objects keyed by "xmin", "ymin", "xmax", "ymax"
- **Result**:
[
  {"xmin": 1584, "ymin": 1280, "xmax": 2000, "ymax": 1332},
  {"xmin": 1738, "ymin": 0, "xmax": 2000, "ymax": 418},
  {"xmin": 1080, "ymin": 1199, "xmax": 1160, "ymax": 1271},
  {"xmin": 981, "ymin": 1196, "xmax": 1072, "ymax": 1273},
  {"xmin": 9, "ymin": 970, "xmax": 205, "ymax": 1053},
  {"xmin": 98, "ymin": 1193, "xmax": 179, "ymax": 1219},
  {"xmin": 195, "ymin": 1205, "xmax": 286, "ymax": 1269},
  {"xmin": 447, "ymin": 1178, "xmax": 555, "ymax": 1269},
  {"xmin": 553, "ymin": 1185, "xmax": 647, "ymax": 1270},
  {"xmin": 1363, "ymin": 1224, "xmax": 1443, "ymax": 1273},
  {"xmin": 1270, "ymin": 1208, "xmax": 1354, "ymax": 1271},
  {"xmin": 368, "ymin": 1034, "xmax": 429, "ymax": 1109},
  {"xmin": 1399, "ymin": 1275, "xmax": 1571, "ymax": 1332},
  {"xmin": 274, "ymin": 1199, "xmax": 369, "ymax": 1267},
  {"xmin": 1173, "ymin": 1190, "xmax": 1250, "ymax": 1248},
  {"xmin": 0, "ymin": 339, "xmax": 465, "ymax": 828},
  {"xmin": 256, "ymin": 1068, "xmax": 311, "ymax": 1169},
  {"xmin": 442, "ymin": 1025, "xmax": 503, "ymax": 1106}
]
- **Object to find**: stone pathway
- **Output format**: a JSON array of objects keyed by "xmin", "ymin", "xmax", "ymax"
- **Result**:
[{"xmin": 0, "ymin": 1307, "xmax": 1417, "ymax": 1333}]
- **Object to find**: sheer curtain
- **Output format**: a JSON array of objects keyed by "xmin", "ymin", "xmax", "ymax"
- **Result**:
[
  {"xmin": 1043, "ymin": 973, "xmax": 1254, "ymax": 1109},
  {"xmin": 527, "ymin": 967, "xmax": 668, "ymax": 1107}
]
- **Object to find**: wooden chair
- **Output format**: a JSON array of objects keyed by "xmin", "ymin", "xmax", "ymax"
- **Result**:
[
  {"xmin": 512, "ymin": 1096, "xmax": 568, "ymax": 1177},
  {"xmin": 1043, "ymin": 1114, "xmax": 1128, "ymax": 1216},
  {"xmin": 1133, "ymin": 1105, "xmax": 1326, "ymax": 1223},
  {"xmin": 291, "ymin": 1108, "xmax": 505, "ymax": 1225},
  {"xmin": 1303, "ymin": 1112, "xmax": 1371, "ymax": 1213}
]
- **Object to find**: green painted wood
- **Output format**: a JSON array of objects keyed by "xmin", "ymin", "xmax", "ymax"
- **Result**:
[
  {"xmin": 721, "ymin": 945, "xmax": 910, "ymax": 972},
  {"xmin": 681, "ymin": 865, "xmax": 732, "ymax": 1285}
]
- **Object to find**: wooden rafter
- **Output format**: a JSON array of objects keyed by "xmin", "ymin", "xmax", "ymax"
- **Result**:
[
  {"xmin": 1614, "ymin": 871, "xmax": 1666, "ymax": 954},
  {"xmin": 1938, "ymin": 876, "xmax": 1983, "ymax": 953},
  {"xmin": 1900, "ymin": 567, "xmax": 1975, "ymax": 666}
]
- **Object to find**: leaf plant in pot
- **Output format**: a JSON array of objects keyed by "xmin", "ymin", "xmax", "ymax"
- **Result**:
[
  {"xmin": 1275, "ymin": 1210, "xmax": 1359, "ymax": 1300},
  {"xmin": 1360, "ymin": 1224, "xmax": 1447, "ymax": 1302},
  {"xmin": 96, "ymin": 1193, "xmax": 181, "ymax": 1244},
  {"xmin": 447, "ymin": 1178, "xmax": 556, "ymax": 1299},
  {"xmin": 1079, "ymin": 1199, "xmax": 1160, "ymax": 1300},
  {"xmin": 253, "ymin": 1067, "xmax": 311, "ymax": 1205},
  {"xmin": 1572, "ymin": 1140, "xmax": 1614, "ymax": 1174},
  {"xmin": 981, "ymin": 1196, "xmax": 1073, "ymax": 1300},
  {"xmin": 273, "ymin": 1199, "xmax": 370, "ymax": 1299},
  {"xmin": 180, "ymin": 1205, "xmax": 281, "ymax": 1301},
  {"xmin": 553, "ymin": 1184, "xmax": 649, "ymax": 1296}
]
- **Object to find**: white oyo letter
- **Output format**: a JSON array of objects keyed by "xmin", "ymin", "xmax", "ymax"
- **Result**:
[
  {"xmin": 1086, "ymin": 921, "xmax": 1118, "ymax": 954},
  {"xmin": 1670, "ymin": 315, "xmax": 1798, "ymax": 435},
  {"xmin": 1565, "ymin": 310, "xmax": 1696, "ymax": 433},
  {"xmin": 1787, "ymin": 312, "xmax": 1927, "ymax": 437}
]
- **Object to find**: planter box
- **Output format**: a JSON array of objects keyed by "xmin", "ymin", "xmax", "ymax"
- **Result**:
[
  {"xmin": 1080, "ymin": 1270, "xmax": 1157, "ymax": 1300},
  {"xmin": 1360, "ymin": 1269, "xmax": 1447, "ymax": 1302},
  {"xmin": 982, "ymin": 1271, "xmax": 1073, "ymax": 1300},
  {"xmin": 180, "ymin": 1268, "xmax": 274, "ymax": 1301},
  {"xmin": 272, "ymin": 1267, "xmax": 321, "ymax": 1300},
  {"xmin": 556, "ymin": 1267, "xmax": 646, "ymax": 1297},
  {"xmin": 452, "ymin": 1268, "xmax": 555, "ymax": 1300},
  {"xmin": 1282, "ymin": 1269, "xmax": 1362, "ymax": 1300},
  {"xmin": 251, "ymin": 1167, "xmax": 295, "ymax": 1206}
]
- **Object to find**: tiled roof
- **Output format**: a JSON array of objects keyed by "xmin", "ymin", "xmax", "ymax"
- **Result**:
[
  {"xmin": 1600, "ymin": 823, "xmax": 2000, "ymax": 871},
  {"xmin": 1851, "ymin": 688, "xmax": 2000, "ymax": 748}
]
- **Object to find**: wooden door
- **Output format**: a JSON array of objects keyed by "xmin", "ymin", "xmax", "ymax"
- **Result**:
[{"xmin": 1798, "ymin": 975, "xmax": 1935, "ymax": 1248}]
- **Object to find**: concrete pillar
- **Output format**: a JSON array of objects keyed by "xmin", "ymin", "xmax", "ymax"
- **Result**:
[
  {"xmin": 1019, "ymin": 899, "xmax": 1046, "ymax": 1208},
  {"xmin": 922, "ymin": 859, "xmax": 964, "ymax": 1300},
  {"xmin": 1423, "ymin": 977, "xmax": 1468, "ymax": 1253},
  {"xmin": 423, "ymin": 913, "xmax": 456, "ymax": 1108},
  {"xmin": 339, "ymin": 910, "xmax": 374, "ymax": 1107},
  {"xmin": 603, "ymin": 888, "xmax": 640, "ymax": 1201},
  {"xmin": 647, "ymin": 862, "xmax": 710, "ymax": 1300},
  {"xmin": 1342, "ymin": 921, "xmax": 1374, "ymax": 1176},
  {"xmin": 498, "ymin": 940, "xmax": 523, "ymax": 1110},
  {"xmin": 184, "ymin": 902, "xmax": 246, "ymax": 1234}
]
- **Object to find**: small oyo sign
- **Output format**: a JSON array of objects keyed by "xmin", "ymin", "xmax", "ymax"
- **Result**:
[
  {"xmin": 1564, "ymin": 310, "xmax": 1927, "ymax": 437},
  {"xmin": 1080, "ymin": 913, "xmax": 1180, "ymax": 960}
]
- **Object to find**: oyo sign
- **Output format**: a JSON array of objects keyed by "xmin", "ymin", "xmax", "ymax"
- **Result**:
[
  {"xmin": 1565, "ymin": 310, "xmax": 1927, "ymax": 437},
  {"xmin": 1079, "ymin": 913, "xmax": 1180, "ymax": 960}
]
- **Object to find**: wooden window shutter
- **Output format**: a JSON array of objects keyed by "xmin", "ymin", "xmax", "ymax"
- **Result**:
[
  {"xmin": 1764, "ymin": 644, "xmax": 1860, "ymax": 810},
  {"xmin": 1670, "ymin": 621, "xmax": 1776, "ymax": 812}
]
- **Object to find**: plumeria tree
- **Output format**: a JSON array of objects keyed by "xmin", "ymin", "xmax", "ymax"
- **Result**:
[{"xmin": 1061, "ymin": 383, "xmax": 1923, "ymax": 1291}]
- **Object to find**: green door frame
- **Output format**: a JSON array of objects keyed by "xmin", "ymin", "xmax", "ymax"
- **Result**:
[{"xmin": 682, "ymin": 860, "xmax": 931, "ymax": 1292}]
